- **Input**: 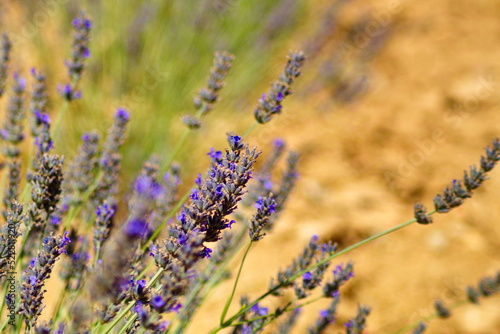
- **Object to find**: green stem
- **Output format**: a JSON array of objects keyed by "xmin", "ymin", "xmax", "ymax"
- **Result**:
[
  {"xmin": 63, "ymin": 170, "xmax": 103, "ymax": 231},
  {"xmin": 52, "ymin": 99, "xmax": 70, "ymax": 140},
  {"xmin": 161, "ymin": 106, "xmax": 205, "ymax": 173},
  {"xmin": 242, "ymin": 121, "xmax": 258, "ymax": 139},
  {"xmin": 220, "ymin": 241, "xmax": 253, "ymax": 325},
  {"xmin": 210, "ymin": 212, "xmax": 435, "ymax": 333},
  {"xmin": 51, "ymin": 282, "xmax": 69, "ymax": 326}
]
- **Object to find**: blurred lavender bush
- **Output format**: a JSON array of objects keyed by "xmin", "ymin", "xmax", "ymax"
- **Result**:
[{"xmin": 0, "ymin": 3, "xmax": 498, "ymax": 334}]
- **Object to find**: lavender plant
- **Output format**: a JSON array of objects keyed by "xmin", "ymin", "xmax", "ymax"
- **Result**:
[{"xmin": 0, "ymin": 9, "xmax": 498, "ymax": 334}]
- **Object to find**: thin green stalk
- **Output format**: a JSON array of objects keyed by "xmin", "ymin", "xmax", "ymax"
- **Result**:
[
  {"xmin": 210, "ymin": 212, "xmax": 435, "ymax": 333},
  {"xmin": 161, "ymin": 106, "xmax": 205, "ymax": 173},
  {"xmin": 161, "ymin": 127, "xmax": 190, "ymax": 172},
  {"xmin": 51, "ymin": 282, "xmax": 69, "ymax": 326},
  {"xmin": 242, "ymin": 121, "xmax": 258, "ymax": 138},
  {"xmin": 63, "ymin": 170, "xmax": 103, "ymax": 231},
  {"xmin": 220, "ymin": 240, "xmax": 254, "ymax": 324},
  {"xmin": 52, "ymin": 99, "xmax": 70, "ymax": 141}
]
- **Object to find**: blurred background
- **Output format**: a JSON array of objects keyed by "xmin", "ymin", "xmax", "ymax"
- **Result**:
[{"xmin": 0, "ymin": 0, "xmax": 499, "ymax": 333}]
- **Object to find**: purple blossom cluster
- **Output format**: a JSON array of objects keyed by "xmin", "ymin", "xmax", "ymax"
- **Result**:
[
  {"xmin": 19, "ymin": 232, "xmax": 70, "ymax": 329},
  {"xmin": 254, "ymin": 51, "xmax": 306, "ymax": 124}
]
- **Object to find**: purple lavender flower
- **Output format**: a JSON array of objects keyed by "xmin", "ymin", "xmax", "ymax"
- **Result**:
[
  {"xmin": 323, "ymin": 263, "xmax": 354, "ymax": 297},
  {"xmin": 124, "ymin": 218, "xmax": 149, "ymax": 239},
  {"xmin": 58, "ymin": 83, "xmax": 82, "ymax": 101},
  {"xmin": 0, "ymin": 202, "xmax": 24, "ymax": 279},
  {"xmin": 133, "ymin": 302, "xmax": 170, "ymax": 332},
  {"xmin": 432, "ymin": 138, "xmax": 500, "ymax": 213},
  {"xmin": 270, "ymin": 235, "xmax": 324, "ymax": 295},
  {"xmin": 29, "ymin": 69, "xmax": 48, "ymax": 137},
  {"xmin": 66, "ymin": 11, "xmax": 92, "ymax": 81},
  {"xmin": 308, "ymin": 292, "xmax": 340, "ymax": 334},
  {"xmin": 193, "ymin": 51, "xmax": 235, "ymax": 114},
  {"xmin": 150, "ymin": 136, "xmax": 260, "ymax": 322},
  {"xmin": 1, "ymin": 73, "xmax": 26, "ymax": 158},
  {"xmin": 345, "ymin": 305, "xmax": 371, "ymax": 334},
  {"xmin": 100, "ymin": 108, "xmax": 130, "ymax": 168},
  {"xmin": 60, "ymin": 234, "xmax": 90, "ymax": 292},
  {"xmin": 93, "ymin": 201, "xmax": 115, "ymax": 260},
  {"xmin": 254, "ymin": 51, "xmax": 305, "ymax": 123},
  {"xmin": 249, "ymin": 195, "xmax": 277, "ymax": 241},
  {"xmin": 2, "ymin": 160, "xmax": 20, "ymax": 219},
  {"xmin": 19, "ymin": 232, "xmax": 70, "ymax": 329}
]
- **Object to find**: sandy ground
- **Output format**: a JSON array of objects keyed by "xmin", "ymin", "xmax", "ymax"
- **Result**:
[{"xmin": 192, "ymin": 0, "xmax": 500, "ymax": 333}]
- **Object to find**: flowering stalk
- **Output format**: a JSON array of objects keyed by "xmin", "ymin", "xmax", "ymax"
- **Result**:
[
  {"xmin": 53, "ymin": 11, "xmax": 92, "ymax": 139},
  {"xmin": 0, "ymin": 33, "xmax": 11, "ymax": 97},
  {"xmin": 393, "ymin": 272, "xmax": 499, "ymax": 334},
  {"xmin": 210, "ymin": 215, "xmax": 425, "ymax": 333},
  {"xmin": 162, "ymin": 51, "xmax": 234, "ymax": 172}
]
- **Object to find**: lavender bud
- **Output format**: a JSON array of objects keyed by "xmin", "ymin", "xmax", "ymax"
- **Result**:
[
  {"xmin": 182, "ymin": 115, "xmax": 202, "ymax": 129},
  {"xmin": 412, "ymin": 322, "xmax": 427, "ymax": 334},
  {"xmin": 413, "ymin": 202, "xmax": 432, "ymax": 225},
  {"xmin": 58, "ymin": 83, "xmax": 82, "ymax": 101},
  {"xmin": 434, "ymin": 300, "xmax": 451, "ymax": 318},
  {"xmin": 466, "ymin": 286, "xmax": 479, "ymax": 304},
  {"xmin": 345, "ymin": 305, "xmax": 371, "ymax": 334}
]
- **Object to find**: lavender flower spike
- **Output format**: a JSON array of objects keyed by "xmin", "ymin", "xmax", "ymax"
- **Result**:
[
  {"xmin": 249, "ymin": 195, "xmax": 277, "ymax": 241},
  {"xmin": 254, "ymin": 50, "xmax": 305, "ymax": 124},
  {"xmin": 433, "ymin": 138, "xmax": 500, "ymax": 213},
  {"xmin": 29, "ymin": 68, "xmax": 48, "ymax": 137},
  {"xmin": 66, "ymin": 11, "xmax": 92, "ymax": 81},
  {"xmin": 1, "ymin": 73, "xmax": 26, "ymax": 158},
  {"xmin": 183, "ymin": 51, "xmax": 235, "ymax": 129},
  {"xmin": 0, "ymin": 33, "xmax": 12, "ymax": 97},
  {"xmin": 345, "ymin": 305, "xmax": 371, "ymax": 334},
  {"xmin": 193, "ymin": 51, "xmax": 235, "ymax": 114},
  {"xmin": 308, "ymin": 292, "xmax": 340, "ymax": 334},
  {"xmin": 19, "ymin": 232, "xmax": 71, "ymax": 329}
]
